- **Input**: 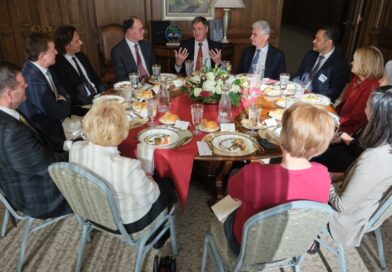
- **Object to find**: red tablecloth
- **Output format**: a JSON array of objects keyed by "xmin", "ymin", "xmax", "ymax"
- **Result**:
[{"xmin": 119, "ymin": 94, "xmax": 245, "ymax": 207}]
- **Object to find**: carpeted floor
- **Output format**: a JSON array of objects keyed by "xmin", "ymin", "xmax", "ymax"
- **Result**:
[{"xmin": 1, "ymin": 183, "xmax": 391, "ymax": 271}]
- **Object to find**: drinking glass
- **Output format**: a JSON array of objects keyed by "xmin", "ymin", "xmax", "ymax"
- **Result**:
[
  {"xmin": 147, "ymin": 98, "xmax": 157, "ymax": 127},
  {"xmin": 191, "ymin": 103, "xmax": 204, "ymax": 135},
  {"xmin": 129, "ymin": 73, "xmax": 139, "ymax": 89},
  {"xmin": 294, "ymin": 82, "xmax": 305, "ymax": 99},
  {"xmin": 248, "ymin": 104, "xmax": 261, "ymax": 128},
  {"xmin": 279, "ymin": 73, "xmax": 290, "ymax": 91},
  {"xmin": 152, "ymin": 64, "xmax": 161, "ymax": 80},
  {"xmin": 220, "ymin": 60, "xmax": 230, "ymax": 70},
  {"xmin": 185, "ymin": 60, "xmax": 194, "ymax": 76}
]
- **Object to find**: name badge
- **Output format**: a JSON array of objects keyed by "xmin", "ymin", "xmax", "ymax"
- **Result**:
[
  {"xmin": 318, "ymin": 74, "xmax": 328, "ymax": 83},
  {"xmin": 197, "ymin": 141, "xmax": 213, "ymax": 156}
]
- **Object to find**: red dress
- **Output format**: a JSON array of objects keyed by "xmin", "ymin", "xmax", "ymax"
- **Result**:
[
  {"xmin": 336, "ymin": 76, "xmax": 379, "ymax": 135},
  {"xmin": 228, "ymin": 162, "xmax": 331, "ymax": 243}
]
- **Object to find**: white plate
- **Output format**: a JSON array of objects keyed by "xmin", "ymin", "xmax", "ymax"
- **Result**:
[
  {"xmin": 207, "ymin": 132, "xmax": 258, "ymax": 156},
  {"xmin": 240, "ymin": 119, "xmax": 263, "ymax": 130},
  {"xmin": 197, "ymin": 124, "xmax": 219, "ymax": 133},
  {"xmin": 274, "ymin": 97, "xmax": 286, "ymax": 108},
  {"xmin": 93, "ymin": 95, "xmax": 125, "ymax": 104},
  {"xmin": 137, "ymin": 127, "xmax": 181, "ymax": 148},
  {"xmin": 160, "ymin": 73, "xmax": 177, "ymax": 81},
  {"xmin": 268, "ymin": 109, "xmax": 285, "ymax": 121},
  {"xmin": 301, "ymin": 93, "xmax": 330, "ymax": 106}
]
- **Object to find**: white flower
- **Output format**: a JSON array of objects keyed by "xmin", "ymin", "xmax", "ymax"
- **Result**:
[
  {"xmin": 203, "ymin": 80, "xmax": 216, "ymax": 93},
  {"xmin": 205, "ymin": 72, "xmax": 215, "ymax": 81},
  {"xmin": 190, "ymin": 75, "xmax": 201, "ymax": 84},
  {"xmin": 193, "ymin": 87, "xmax": 203, "ymax": 97},
  {"xmin": 215, "ymin": 84, "xmax": 222, "ymax": 94},
  {"xmin": 226, "ymin": 75, "xmax": 236, "ymax": 85},
  {"xmin": 230, "ymin": 84, "xmax": 241, "ymax": 93}
]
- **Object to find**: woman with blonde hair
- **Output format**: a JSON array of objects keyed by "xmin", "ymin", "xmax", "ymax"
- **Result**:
[
  {"xmin": 225, "ymin": 103, "xmax": 335, "ymax": 254},
  {"xmin": 336, "ymin": 46, "xmax": 384, "ymax": 135},
  {"xmin": 69, "ymin": 101, "xmax": 176, "ymax": 247}
]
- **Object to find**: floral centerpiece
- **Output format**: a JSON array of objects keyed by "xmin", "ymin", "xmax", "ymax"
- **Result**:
[{"xmin": 181, "ymin": 66, "xmax": 246, "ymax": 107}]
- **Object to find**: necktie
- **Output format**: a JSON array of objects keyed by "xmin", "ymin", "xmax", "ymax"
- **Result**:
[
  {"xmin": 72, "ymin": 56, "xmax": 96, "ymax": 95},
  {"xmin": 195, "ymin": 43, "xmax": 203, "ymax": 71},
  {"xmin": 17, "ymin": 110, "xmax": 39, "ymax": 134},
  {"xmin": 46, "ymin": 70, "xmax": 59, "ymax": 100},
  {"xmin": 307, "ymin": 55, "xmax": 325, "ymax": 84},
  {"xmin": 249, "ymin": 49, "xmax": 261, "ymax": 73},
  {"xmin": 134, "ymin": 44, "xmax": 149, "ymax": 78}
]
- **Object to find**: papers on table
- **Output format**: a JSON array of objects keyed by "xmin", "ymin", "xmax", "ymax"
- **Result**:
[{"xmin": 211, "ymin": 195, "xmax": 242, "ymax": 223}]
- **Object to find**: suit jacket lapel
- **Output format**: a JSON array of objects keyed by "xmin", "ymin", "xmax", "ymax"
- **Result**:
[
  {"xmin": 265, "ymin": 46, "xmax": 273, "ymax": 76},
  {"xmin": 247, "ymin": 47, "xmax": 256, "ymax": 72},
  {"xmin": 121, "ymin": 40, "xmax": 137, "ymax": 71}
]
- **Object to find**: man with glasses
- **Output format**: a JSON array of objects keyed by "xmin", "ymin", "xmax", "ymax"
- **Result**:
[{"xmin": 111, "ymin": 16, "xmax": 156, "ymax": 81}]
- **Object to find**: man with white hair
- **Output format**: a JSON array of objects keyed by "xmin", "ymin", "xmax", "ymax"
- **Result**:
[{"xmin": 237, "ymin": 20, "xmax": 286, "ymax": 80}]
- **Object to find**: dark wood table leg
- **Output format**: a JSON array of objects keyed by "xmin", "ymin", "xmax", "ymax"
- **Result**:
[{"xmin": 215, "ymin": 161, "xmax": 233, "ymax": 200}]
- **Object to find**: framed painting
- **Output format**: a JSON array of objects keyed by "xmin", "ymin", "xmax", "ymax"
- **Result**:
[{"xmin": 162, "ymin": 0, "xmax": 214, "ymax": 21}]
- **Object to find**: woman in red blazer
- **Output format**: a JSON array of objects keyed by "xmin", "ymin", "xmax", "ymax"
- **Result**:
[{"xmin": 336, "ymin": 46, "xmax": 384, "ymax": 135}]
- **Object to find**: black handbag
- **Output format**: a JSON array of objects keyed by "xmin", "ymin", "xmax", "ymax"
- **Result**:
[{"xmin": 153, "ymin": 255, "xmax": 176, "ymax": 272}]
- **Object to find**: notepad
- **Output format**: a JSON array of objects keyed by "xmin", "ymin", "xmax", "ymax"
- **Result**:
[{"xmin": 211, "ymin": 195, "xmax": 242, "ymax": 223}]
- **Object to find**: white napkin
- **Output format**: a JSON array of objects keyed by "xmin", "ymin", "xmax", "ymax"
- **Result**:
[
  {"xmin": 173, "ymin": 79, "xmax": 184, "ymax": 88},
  {"xmin": 136, "ymin": 143, "xmax": 155, "ymax": 175},
  {"xmin": 62, "ymin": 115, "xmax": 83, "ymax": 140}
]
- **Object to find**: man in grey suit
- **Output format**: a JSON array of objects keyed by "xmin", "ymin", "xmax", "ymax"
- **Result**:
[
  {"xmin": 111, "ymin": 16, "xmax": 156, "ymax": 81},
  {"xmin": 0, "ymin": 61, "xmax": 71, "ymax": 219}
]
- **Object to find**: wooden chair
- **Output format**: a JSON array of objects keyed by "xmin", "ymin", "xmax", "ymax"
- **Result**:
[{"xmin": 98, "ymin": 24, "xmax": 124, "ymax": 85}]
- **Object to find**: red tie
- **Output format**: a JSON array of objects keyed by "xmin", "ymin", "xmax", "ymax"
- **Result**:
[
  {"xmin": 195, "ymin": 43, "xmax": 203, "ymax": 71},
  {"xmin": 135, "ymin": 44, "xmax": 148, "ymax": 78}
]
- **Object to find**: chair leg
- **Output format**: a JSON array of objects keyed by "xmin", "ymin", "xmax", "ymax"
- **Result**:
[
  {"xmin": 1, "ymin": 209, "xmax": 10, "ymax": 237},
  {"xmin": 134, "ymin": 240, "xmax": 147, "ymax": 272},
  {"xmin": 17, "ymin": 218, "xmax": 33, "ymax": 272},
  {"xmin": 374, "ymin": 227, "xmax": 386, "ymax": 269},
  {"xmin": 200, "ymin": 236, "xmax": 209, "ymax": 272},
  {"xmin": 169, "ymin": 216, "xmax": 177, "ymax": 256},
  {"xmin": 76, "ymin": 224, "xmax": 91, "ymax": 272},
  {"xmin": 337, "ymin": 243, "xmax": 347, "ymax": 272}
]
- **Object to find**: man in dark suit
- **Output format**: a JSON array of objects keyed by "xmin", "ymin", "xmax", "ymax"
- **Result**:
[
  {"xmin": 52, "ymin": 25, "xmax": 106, "ymax": 116},
  {"xmin": 174, "ymin": 16, "xmax": 222, "ymax": 74},
  {"xmin": 20, "ymin": 33, "xmax": 71, "ymax": 144},
  {"xmin": 237, "ymin": 20, "xmax": 285, "ymax": 80},
  {"xmin": 292, "ymin": 26, "xmax": 350, "ymax": 102},
  {"xmin": 111, "ymin": 16, "xmax": 156, "ymax": 81},
  {"xmin": 0, "ymin": 61, "xmax": 71, "ymax": 219}
]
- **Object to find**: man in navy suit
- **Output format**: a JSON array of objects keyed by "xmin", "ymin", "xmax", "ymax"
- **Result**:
[
  {"xmin": 111, "ymin": 16, "xmax": 156, "ymax": 81},
  {"xmin": 0, "ymin": 61, "xmax": 71, "ymax": 219},
  {"xmin": 292, "ymin": 26, "xmax": 350, "ymax": 102},
  {"xmin": 174, "ymin": 16, "xmax": 222, "ymax": 74},
  {"xmin": 237, "ymin": 20, "xmax": 286, "ymax": 80},
  {"xmin": 52, "ymin": 25, "xmax": 106, "ymax": 116},
  {"xmin": 20, "ymin": 33, "xmax": 71, "ymax": 145}
]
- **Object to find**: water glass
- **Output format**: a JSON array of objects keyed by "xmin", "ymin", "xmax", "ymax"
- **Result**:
[
  {"xmin": 279, "ymin": 73, "xmax": 290, "ymax": 90},
  {"xmin": 147, "ymin": 98, "xmax": 157, "ymax": 127},
  {"xmin": 295, "ymin": 83, "xmax": 305, "ymax": 99},
  {"xmin": 129, "ymin": 73, "xmax": 139, "ymax": 89},
  {"xmin": 248, "ymin": 104, "xmax": 261, "ymax": 128},
  {"xmin": 152, "ymin": 64, "xmax": 161, "ymax": 79},
  {"xmin": 220, "ymin": 60, "xmax": 230, "ymax": 70},
  {"xmin": 185, "ymin": 60, "xmax": 194, "ymax": 76},
  {"xmin": 191, "ymin": 103, "xmax": 204, "ymax": 135}
]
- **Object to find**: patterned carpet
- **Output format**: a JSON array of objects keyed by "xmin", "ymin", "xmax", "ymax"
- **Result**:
[{"xmin": 0, "ymin": 182, "xmax": 391, "ymax": 271}]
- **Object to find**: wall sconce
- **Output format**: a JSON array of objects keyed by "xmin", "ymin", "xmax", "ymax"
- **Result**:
[{"xmin": 213, "ymin": 0, "xmax": 245, "ymax": 43}]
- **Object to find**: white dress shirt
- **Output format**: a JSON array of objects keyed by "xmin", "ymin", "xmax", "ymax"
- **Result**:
[
  {"xmin": 64, "ymin": 54, "xmax": 97, "ymax": 94},
  {"xmin": 254, "ymin": 43, "xmax": 269, "ymax": 69},
  {"xmin": 125, "ymin": 39, "xmax": 150, "ymax": 76}
]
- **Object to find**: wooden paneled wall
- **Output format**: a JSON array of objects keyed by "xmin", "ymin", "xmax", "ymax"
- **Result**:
[{"xmin": 93, "ymin": 0, "xmax": 284, "ymax": 72}]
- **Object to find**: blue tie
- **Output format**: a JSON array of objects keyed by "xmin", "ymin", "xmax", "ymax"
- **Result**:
[{"xmin": 249, "ymin": 49, "xmax": 261, "ymax": 73}]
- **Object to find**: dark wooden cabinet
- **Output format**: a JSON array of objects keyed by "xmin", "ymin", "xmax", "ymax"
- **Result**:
[{"xmin": 152, "ymin": 43, "xmax": 235, "ymax": 73}]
